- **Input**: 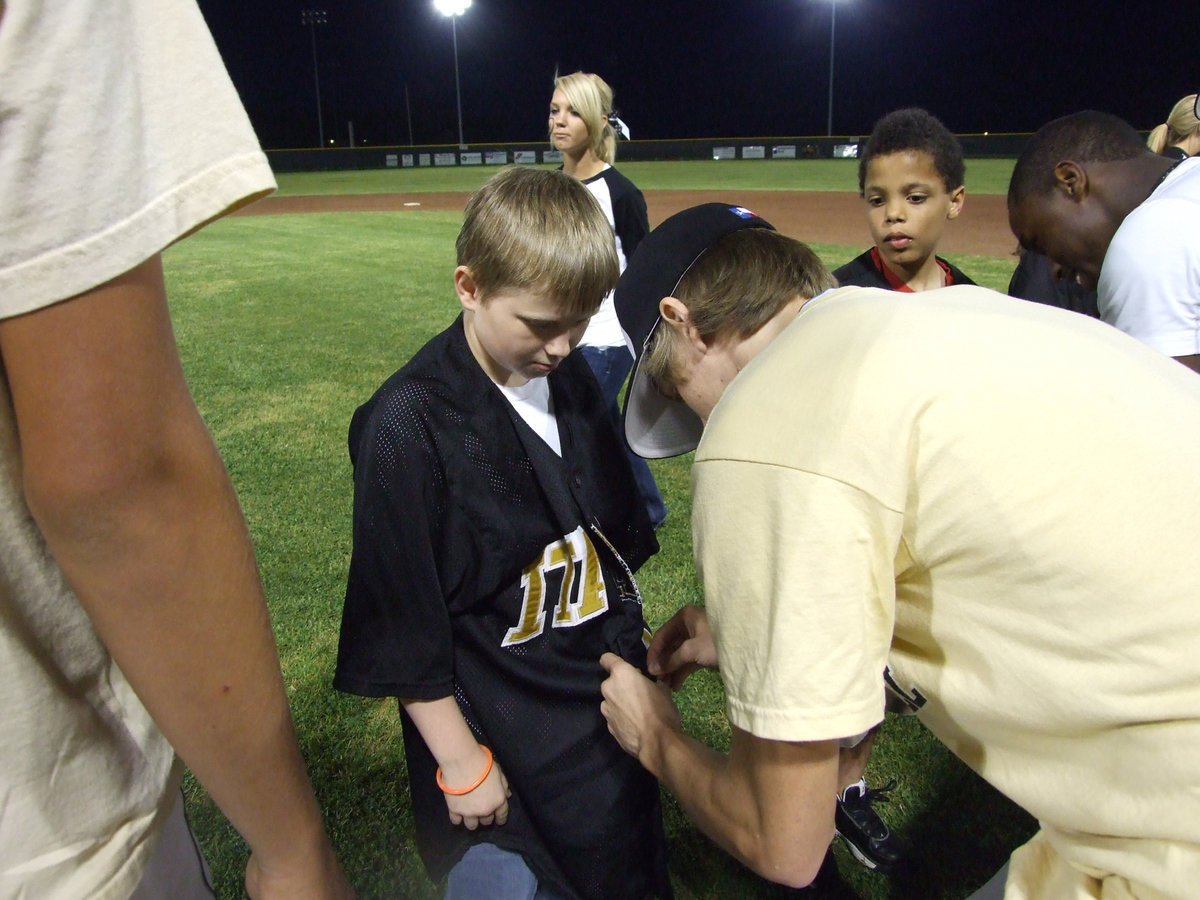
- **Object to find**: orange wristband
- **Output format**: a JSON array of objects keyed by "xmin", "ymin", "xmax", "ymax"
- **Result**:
[{"xmin": 436, "ymin": 745, "xmax": 494, "ymax": 795}]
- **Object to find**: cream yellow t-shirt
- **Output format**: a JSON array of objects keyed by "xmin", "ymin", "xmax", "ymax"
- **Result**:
[
  {"xmin": 693, "ymin": 285, "xmax": 1200, "ymax": 900},
  {"xmin": 0, "ymin": 1, "xmax": 275, "ymax": 896}
]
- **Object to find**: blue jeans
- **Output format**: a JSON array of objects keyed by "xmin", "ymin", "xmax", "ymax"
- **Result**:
[
  {"xmin": 966, "ymin": 863, "xmax": 1009, "ymax": 899},
  {"xmin": 444, "ymin": 843, "xmax": 567, "ymax": 900},
  {"xmin": 130, "ymin": 790, "xmax": 214, "ymax": 900},
  {"xmin": 577, "ymin": 345, "xmax": 667, "ymax": 528}
]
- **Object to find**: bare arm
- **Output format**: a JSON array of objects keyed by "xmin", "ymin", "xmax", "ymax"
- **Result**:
[
  {"xmin": 402, "ymin": 696, "xmax": 510, "ymax": 829},
  {"xmin": 600, "ymin": 653, "xmax": 837, "ymax": 888},
  {"xmin": 0, "ymin": 256, "xmax": 350, "ymax": 900}
]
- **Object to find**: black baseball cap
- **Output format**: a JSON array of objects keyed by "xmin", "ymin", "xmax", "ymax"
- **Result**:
[{"xmin": 615, "ymin": 203, "xmax": 775, "ymax": 458}]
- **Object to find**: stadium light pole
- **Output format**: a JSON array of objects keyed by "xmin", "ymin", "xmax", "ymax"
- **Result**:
[
  {"xmin": 434, "ymin": 0, "xmax": 471, "ymax": 150},
  {"xmin": 825, "ymin": 0, "xmax": 840, "ymax": 137},
  {"xmin": 301, "ymin": 9, "xmax": 327, "ymax": 148}
]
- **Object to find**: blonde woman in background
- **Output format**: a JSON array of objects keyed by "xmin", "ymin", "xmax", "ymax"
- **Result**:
[
  {"xmin": 549, "ymin": 71, "xmax": 666, "ymax": 527},
  {"xmin": 1146, "ymin": 93, "xmax": 1200, "ymax": 160}
]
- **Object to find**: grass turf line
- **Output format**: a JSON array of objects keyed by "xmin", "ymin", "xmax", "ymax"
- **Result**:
[
  {"xmin": 274, "ymin": 158, "xmax": 1018, "ymax": 198},
  {"xmin": 166, "ymin": 211, "xmax": 1032, "ymax": 899}
]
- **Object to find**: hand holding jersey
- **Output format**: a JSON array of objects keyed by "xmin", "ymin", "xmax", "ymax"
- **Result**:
[
  {"xmin": 599, "ymin": 653, "xmax": 679, "ymax": 763},
  {"xmin": 644, "ymin": 603, "xmax": 717, "ymax": 691},
  {"xmin": 602, "ymin": 577, "xmax": 717, "ymax": 769}
]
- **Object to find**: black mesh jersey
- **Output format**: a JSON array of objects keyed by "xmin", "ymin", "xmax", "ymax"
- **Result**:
[
  {"xmin": 833, "ymin": 247, "xmax": 977, "ymax": 290},
  {"xmin": 334, "ymin": 316, "xmax": 671, "ymax": 900}
]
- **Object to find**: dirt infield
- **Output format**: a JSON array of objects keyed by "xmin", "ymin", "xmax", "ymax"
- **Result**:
[{"xmin": 240, "ymin": 190, "xmax": 1017, "ymax": 259}]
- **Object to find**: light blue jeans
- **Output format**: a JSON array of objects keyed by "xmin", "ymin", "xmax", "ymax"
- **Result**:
[
  {"xmin": 130, "ymin": 790, "xmax": 214, "ymax": 900},
  {"xmin": 444, "ymin": 843, "xmax": 567, "ymax": 900},
  {"xmin": 966, "ymin": 863, "xmax": 1010, "ymax": 899}
]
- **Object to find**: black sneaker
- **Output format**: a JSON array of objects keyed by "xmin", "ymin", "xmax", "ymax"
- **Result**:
[{"xmin": 835, "ymin": 779, "xmax": 903, "ymax": 872}]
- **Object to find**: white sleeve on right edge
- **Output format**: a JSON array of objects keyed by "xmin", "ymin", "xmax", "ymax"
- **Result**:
[{"xmin": 1098, "ymin": 197, "xmax": 1200, "ymax": 358}]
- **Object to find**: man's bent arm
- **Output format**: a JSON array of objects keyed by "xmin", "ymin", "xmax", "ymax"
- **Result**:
[
  {"xmin": 0, "ymin": 256, "xmax": 350, "ymax": 900},
  {"xmin": 600, "ymin": 653, "xmax": 837, "ymax": 888}
]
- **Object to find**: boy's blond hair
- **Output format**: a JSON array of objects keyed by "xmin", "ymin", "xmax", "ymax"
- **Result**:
[
  {"xmin": 456, "ymin": 166, "xmax": 619, "ymax": 317},
  {"xmin": 550, "ymin": 71, "xmax": 617, "ymax": 164},
  {"xmin": 641, "ymin": 229, "xmax": 835, "ymax": 386}
]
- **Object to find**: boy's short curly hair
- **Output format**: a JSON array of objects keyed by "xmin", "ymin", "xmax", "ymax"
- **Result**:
[{"xmin": 858, "ymin": 108, "xmax": 965, "ymax": 195}]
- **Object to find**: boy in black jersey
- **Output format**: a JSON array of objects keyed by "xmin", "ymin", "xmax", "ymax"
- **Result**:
[
  {"xmin": 334, "ymin": 166, "xmax": 671, "ymax": 900},
  {"xmin": 834, "ymin": 108, "xmax": 976, "ymax": 293}
]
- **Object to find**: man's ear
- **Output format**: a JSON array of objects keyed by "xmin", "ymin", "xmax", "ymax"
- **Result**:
[
  {"xmin": 454, "ymin": 266, "xmax": 480, "ymax": 311},
  {"xmin": 1053, "ymin": 161, "xmax": 1089, "ymax": 201},
  {"xmin": 659, "ymin": 297, "xmax": 708, "ymax": 353}
]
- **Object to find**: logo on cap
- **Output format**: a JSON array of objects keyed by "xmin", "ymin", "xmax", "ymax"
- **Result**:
[{"xmin": 729, "ymin": 206, "xmax": 759, "ymax": 219}]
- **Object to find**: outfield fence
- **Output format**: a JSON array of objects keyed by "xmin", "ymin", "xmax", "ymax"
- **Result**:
[{"xmin": 266, "ymin": 131, "xmax": 1036, "ymax": 173}]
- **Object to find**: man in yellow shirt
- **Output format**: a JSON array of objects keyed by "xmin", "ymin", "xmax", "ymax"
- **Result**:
[{"xmin": 599, "ymin": 203, "xmax": 1200, "ymax": 899}]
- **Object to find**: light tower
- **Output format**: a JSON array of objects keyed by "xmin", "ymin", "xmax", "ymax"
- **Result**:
[
  {"xmin": 433, "ymin": 0, "xmax": 471, "ymax": 149},
  {"xmin": 301, "ymin": 10, "xmax": 327, "ymax": 148}
]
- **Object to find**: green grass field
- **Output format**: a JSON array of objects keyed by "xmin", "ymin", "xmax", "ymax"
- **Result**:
[
  {"xmin": 274, "ymin": 157, "xmax": 1018, "ymax": 197},
  {"xmin": 169, "ymin": 165, "xmax": 1033, "ymax": 899}
]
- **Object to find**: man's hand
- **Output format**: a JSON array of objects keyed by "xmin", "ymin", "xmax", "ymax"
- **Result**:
[
  {"xmin": 599, "ymin": 652, "xmax": 681, "ymax": 764},
  {"xmin": 602, "ymin": 653, "xmax": 839, "ymax": 889},
  {"xmin": 647, "ymin": 605, "xmax": 717, "ymax": 690},
  {"xmin": 444, "ymin": 754, "xmax": 511, "ymax": 831}
]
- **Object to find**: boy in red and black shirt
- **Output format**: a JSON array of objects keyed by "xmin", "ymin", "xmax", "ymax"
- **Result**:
[{"xmin": 834, "ymin": 108, "xmax": 976, "ymax": 293}]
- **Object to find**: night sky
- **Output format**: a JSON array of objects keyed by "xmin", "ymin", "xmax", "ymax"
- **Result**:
[{"xmin": 195, "ymin": 0, "xmax": 1198, "ymax": 151}]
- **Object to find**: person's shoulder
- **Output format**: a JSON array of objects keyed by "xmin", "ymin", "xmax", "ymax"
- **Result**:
[
  {"xmin": 551, "ymin": 351, "xmax": 607, "ymax": 412},
  {"xmin": 546, "ymin": 354, "xmax": 617, "ymax": 452},
  {"xmin": 599, "ymin": 164, "xmax": 637, "ymax": 186},
  {"xmin": 594, "ymin": 165, "xmax": 643, "ymax": 197},
  {"xmin": 1116, "ymin": 169, "xmax": 1200, "ymax": 249},
  {"xmin": 940, "ymin": 257, "xmax": 977, "ymax": 286},
  {"xmin": 349, "ymin": 321, "xmax": 473, "ymax": 452},
  {"xmin": 1140, "ymin": 157, "xmax": 1200, "ymax": 209},
  {"xmin": 832, "ymin": 249, "xmax": 885, "ymax": 288},
  {"xmin": 812, "ymin": 282, "xmax": 1004, "ymax": 316},
  {"xmin": 377, "ymin": 322, "xmax": 463, "ymax": 395}
]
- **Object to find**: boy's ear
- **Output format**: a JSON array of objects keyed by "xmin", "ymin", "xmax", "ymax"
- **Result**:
[
  {"xmin": 454, "ymin": 266, "xmax": 481, "ymax": 311},
  {"xmin": 1052, "ymin": 161, "xmax": 1089, "ymax": 201},
  {"xmin": 947, "ymin": 185, "xmax": 966, "ymax": 220},
  {"xmin": 659, "ymin": 296, "xmax": 708, "ymax": 352}
]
